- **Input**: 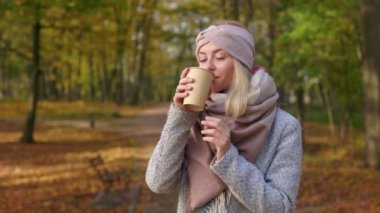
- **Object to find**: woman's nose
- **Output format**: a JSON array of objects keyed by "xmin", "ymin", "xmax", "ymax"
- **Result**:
[{"xmin": 200, "ymin": 59, "xmax": 216, "ymax": 71}]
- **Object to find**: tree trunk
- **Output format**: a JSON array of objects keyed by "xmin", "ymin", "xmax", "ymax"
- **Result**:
[
  {"xmin": 110, "ymin": 0, "xmax": 138, "ymax": 105},
  {"xmin": 20, "ymin": 6, "xmax": 41, "ymax": 144},
  {"xmin": 220, "ymin": 0, "xmax": 227, "ymax": 19},
  {"xmin": 67, "ymin": 62, "xmax": 73, "ymax": 101},
  {"xmin": 339, "ymin": 113, "xmax": 350, "ymax": 144},
  {"xmin": 97, "ymin": 63, "xmax": 103, "ymax": 101},
  {"xmin": 231, "ymin": 0, "xmax": 239, "ymax": 20},
  {"xmin": 0, "ymin": 39, "xmax": 13, "ymax": 97},
  {"xmin": 115, "ymin": 41, "xmax": 125, "ymax": 105},
  {"xmin": 295, "ymin": 88, "xmax": 305, "ymax": 123},
  {"xmin": 243, "ymin": 0, "xmax": 254, "ymax": 27},
  {"xmin": 130, "ymin": 26, "xmax": 149, "ymax": 104},
  {"xmin": 76, "ymin": 33, "xmax": 83, "ymax": 100},
  {"xmin": 318, "ymin": 81, "xmax": 337, "ymax": 141},
  {"xmin": 88, "ymin": 53, "xmax": 95, "ymax": 101},
  {"xmin": 39, "ymin": 70, "xmax": 46, "ymax": 100},
  {"xmin": 130, "ymin": 0, "xmax": 158, "ymax": 105},
  {"xmin": 114, "ymin": 20, "xmax": 126, "ymax": 105},
  {"xmin": 0, "ymin": 47, "xmax": 6, "ymax": 97},
  {"xmin": 127, "ymin": 17, "xmax": 142, "ymax": 104},
  {"xmin": 50, "ymin": 67, "xmax": 60, "ymax": 99},
  {"xmin": 361, "ymin": 0, "xmax": 380, "ymax": 169},
  {"xmin": 101, "ymin": 48, "xmax": 110, "ymax": 102},
  {"xmin": 268, "ymin": 0, "xmax": 277, "ymax": 70}
]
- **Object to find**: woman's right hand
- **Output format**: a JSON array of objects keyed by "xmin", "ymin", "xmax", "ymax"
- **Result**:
[{"xmin": 173, "ymin": 68, "xmax": 194, "ymax": 110}]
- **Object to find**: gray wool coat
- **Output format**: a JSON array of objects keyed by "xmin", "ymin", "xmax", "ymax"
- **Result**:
[{"xmin": 146, "ymin": 104, "xmax": 302, "ymax": 213}]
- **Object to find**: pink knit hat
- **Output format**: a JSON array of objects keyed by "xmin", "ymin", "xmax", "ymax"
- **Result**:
[{"xmin": 195, "ymin": 24, "xmax": 255, "ymax": 70}]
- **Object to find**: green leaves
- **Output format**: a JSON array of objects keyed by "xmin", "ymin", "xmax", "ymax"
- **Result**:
[{"xmin": 0, "ymin": 0, "xmax": 364, "ymax": 115}]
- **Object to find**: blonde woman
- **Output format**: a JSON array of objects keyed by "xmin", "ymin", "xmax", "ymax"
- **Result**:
[{"xmin": 146, "ymin": 21, "xmax": 302, "ymax": 213}]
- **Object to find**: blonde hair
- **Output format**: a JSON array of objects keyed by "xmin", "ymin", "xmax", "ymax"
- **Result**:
[{"xmin": 225, "ymin": 59, "xmax": 252, "ymax": 118}]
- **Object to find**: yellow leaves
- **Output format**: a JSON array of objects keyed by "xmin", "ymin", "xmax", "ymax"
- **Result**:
[
  {"xmin": 297, "ymin": 121, "xmax": 380, "ymax": 212},
  {"xmin": 1, "ymin": 103, "xmax": 377, "ymax": 212},
  {"xmin": 0, "ymin": 132, "xmax": 21, "ymax": 143},
  {"xmin": 0, "ymin": 100, "xmax": 146, "ymax": 119},
  {"xmin": 0, "ymin": 108, "xmax": 154, "ymax": 211},
  {"xmin": 64, "ymin": 146, "xmax": 153, "ymax": 163},
  {"xmin": 298, "ymin": 164, "xmax": 380, "ymax": 212},
  {"xmin": 43, "ymin": 5, "xmax": 65, "ymax": 19},
  {"xmin": 0, "ymin": 100, "xmax": 28, "ymax": 119},
  {"xmin": 35, "ymin": 126, "xmax": 115, "ymax": 143}
]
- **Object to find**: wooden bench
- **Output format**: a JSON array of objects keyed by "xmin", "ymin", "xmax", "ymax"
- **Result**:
[
  {"xmin": 89, "ymin": 155, "xmax": 130, "ymax": 192},
  {"xmin": 89, "ymin": 155, "xmax": 140, "ymax": 212}
]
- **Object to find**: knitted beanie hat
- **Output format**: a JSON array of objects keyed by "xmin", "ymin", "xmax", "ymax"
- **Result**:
[{"xmin": 195, "ymin": 24, "xmax": 255, "ymax": 70}]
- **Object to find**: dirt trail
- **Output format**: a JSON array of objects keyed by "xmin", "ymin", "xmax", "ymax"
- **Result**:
[
  {"xmin": 94, "ymin": 102, "xmax": 177, "ymax": 212},
  {"xmin": 44, "ymin": 103, "xmax": 169, "ymax": 141},
  {"xmin": 99, "ymin": 103, "xmax": 169, "ymax": 139}
]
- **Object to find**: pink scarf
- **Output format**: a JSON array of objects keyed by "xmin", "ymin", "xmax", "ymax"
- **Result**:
[{"xmin": 185, "ymin": 70, "xmax": 279, "ymax": 210}]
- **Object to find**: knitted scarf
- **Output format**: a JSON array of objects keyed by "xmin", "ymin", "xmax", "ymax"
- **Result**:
[{"xmin": 184, "ymin": 70, "xmax": 279, "ymax": 210}]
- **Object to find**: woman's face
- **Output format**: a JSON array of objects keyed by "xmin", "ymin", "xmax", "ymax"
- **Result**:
[{"xmin": 198, "ymin": 42, "xmax": 234, "ymax": 93}]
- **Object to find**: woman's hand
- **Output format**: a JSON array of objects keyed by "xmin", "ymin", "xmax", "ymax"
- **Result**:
[
  {"xmin": 173, "ymin": 68, "xmax": 194, "ymax": 110},
  {"xmin": 201, "ymin": 116, "xmax": 231, "ymax": 160}
]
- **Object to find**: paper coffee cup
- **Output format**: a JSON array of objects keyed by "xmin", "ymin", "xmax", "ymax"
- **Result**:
[{"xmin": 183, "ymin": 67, "xmax": 214, "ymax": 112}]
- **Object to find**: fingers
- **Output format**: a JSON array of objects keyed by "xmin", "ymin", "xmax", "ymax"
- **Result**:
[
  {"xmin": 179, "ymin": 77, "xmax": 194, "ymax": 85},
  {"xmin": 172, "ymin": 68, "xmax": 194, "ymax": 108},
  {"xmin": 174, "ymin": 91, "xmax": 189, "ymax": 99},
  {"xmin": 201, "ymin": 128, "xmax": 219, "ymax": 136},
  {"xmin": 175, "ymin": 78, "xmax": 194, "ymax": 98},
  {"xmin": 179, "ymin": 68, "xmax": 194, "ymax": 85},
  {"xmin": 202, "ymin": 136, "xmax": 217, "ymax": 143},
  {"xmin": 201, "ymin": 117, "xmax": 228, "ymax": 132},
  {"xmin": 201, "ymin": 124, "xmax": 224, "ymax": 139},
  {"xmin": 173, "ymin": 89, "xmax": 189, "ymax": 106},
  {"xmin": 200, "ymin": 116, "xmax": 231, "ymax": 160},
  {"xmin": 176, "ymin": 84, "xmax": 192, "ymax": 93},
  {"xmin": 200, "ymin": 117, "xmax": 230, "ymax": 142},
  {"xmin": 180, "ymin": 67, "xmax": 190, "ymax": 79}
]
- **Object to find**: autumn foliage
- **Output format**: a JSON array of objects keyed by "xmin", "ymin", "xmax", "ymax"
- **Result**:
[{"xmin": 0, "ymin": 101, "xmax": 379, "ymax": 212}]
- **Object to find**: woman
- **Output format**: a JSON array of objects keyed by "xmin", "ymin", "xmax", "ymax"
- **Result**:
[{"xmin": 146, "ymin": 21, "xmax": 302, "ymax": 213}]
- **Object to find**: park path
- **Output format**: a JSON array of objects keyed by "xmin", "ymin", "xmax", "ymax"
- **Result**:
[
  {"xmin": 2, "ymin": 103, "xmax": 177, "ymax": 212},
  {"xmin": 98, "ymin": 102, "xmax": 179, "ymax": 212},
  {"xmin": 97, "ymin": 103, "xmax": 169, "ymax": 140},
  {"xmin": 42, "ymin": 102, "xmax": 170, "ymax": 141},
  {"xmin": 3, "ymin": 103, "xmax": 380, "ymax": 212}
]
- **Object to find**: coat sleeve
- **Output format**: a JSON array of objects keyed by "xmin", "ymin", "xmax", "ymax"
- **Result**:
[
  {"xmin": 145, "ymin": 104, "xmax": 198, "ymax": 193},
  {"xmin": 211, "ymin": 116, "xmax": 302, "ymax": 212}
]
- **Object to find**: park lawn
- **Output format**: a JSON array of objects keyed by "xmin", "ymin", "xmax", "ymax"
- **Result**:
[{"xmin": 0, "ymin": 101, "xmax": 379, "ymax": 212}]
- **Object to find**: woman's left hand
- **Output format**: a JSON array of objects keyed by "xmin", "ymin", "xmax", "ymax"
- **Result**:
[{"xmin": 201, "ymin": 116, "xmax": 231, "ymax": 160}]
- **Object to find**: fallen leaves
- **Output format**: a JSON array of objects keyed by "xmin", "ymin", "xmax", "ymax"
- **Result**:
[{"xmin": 0, "ymin": 102, "xmax": 379, "ymax": 212}]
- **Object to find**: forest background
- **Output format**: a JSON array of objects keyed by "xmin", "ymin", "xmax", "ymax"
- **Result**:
[{"xmin": 0, "ymin": 0, "xmax": 379, "ymax": 212}]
